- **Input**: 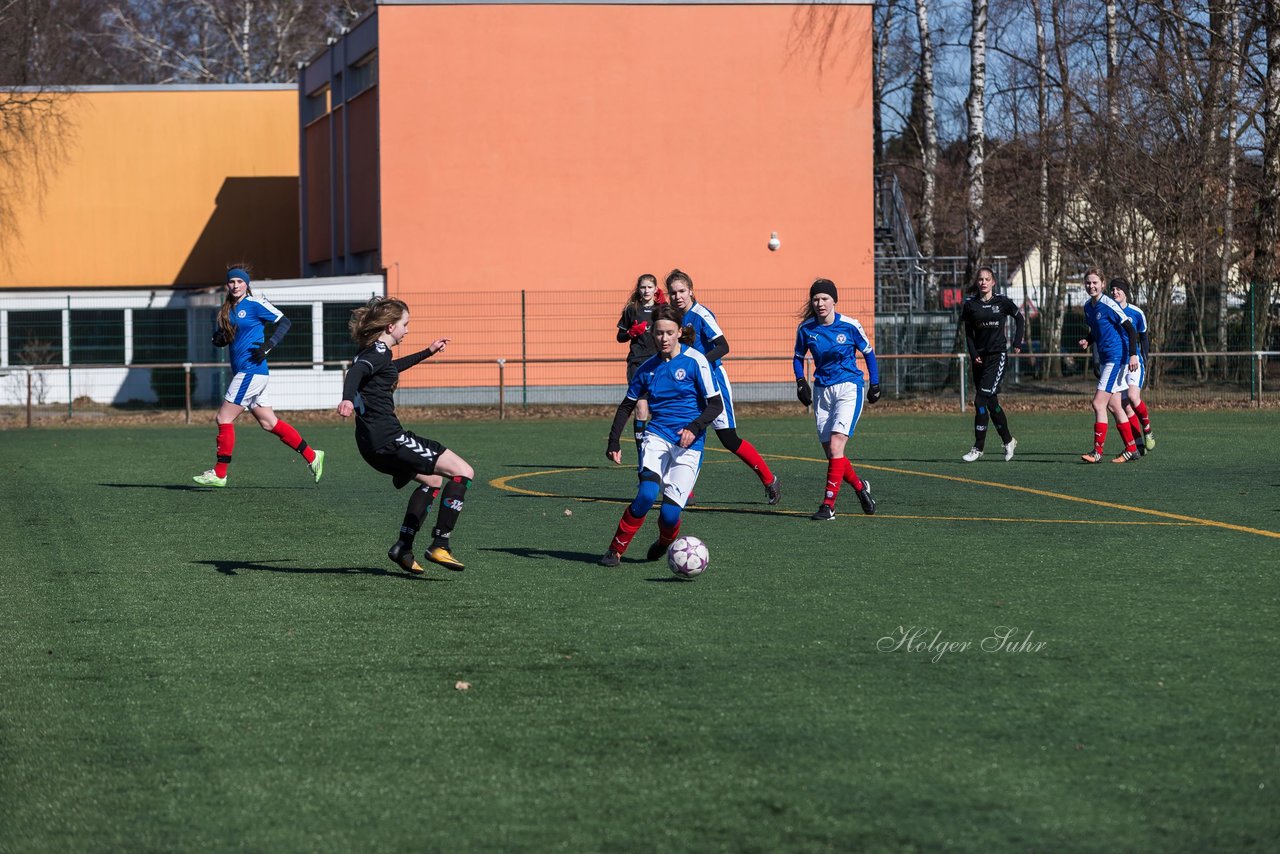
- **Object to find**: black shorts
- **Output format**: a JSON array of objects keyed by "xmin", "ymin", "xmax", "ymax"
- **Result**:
[
  {"xmin": 359, "ymin": 430, "xmax": 448, "ymax": 489},
  {"xmin": 972, "ymin": 352, "xmax": 1008, "ymax": 396}
]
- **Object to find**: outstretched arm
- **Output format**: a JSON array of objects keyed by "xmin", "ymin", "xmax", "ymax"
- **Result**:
[{"xmin": 392, "ymin": 338, "xmax": 450, "ymax": 371}]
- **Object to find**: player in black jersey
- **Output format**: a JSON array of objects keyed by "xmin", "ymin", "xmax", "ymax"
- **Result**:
[
  {"xmin": 616, "ymin": 273, "xmax": 664, "ymax": 461},
  {"xmin": 958, "ymin": 266, "xmax": 1025, "ymax": 462},
  {"xmin": 338, "ymin": 297, "xmax": 473, "ymax": 573}
]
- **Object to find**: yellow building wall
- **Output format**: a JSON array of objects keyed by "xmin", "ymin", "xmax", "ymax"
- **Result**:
[{"xmin": 1, "ymin": 88, "xmax": 299, "ymax": 289}]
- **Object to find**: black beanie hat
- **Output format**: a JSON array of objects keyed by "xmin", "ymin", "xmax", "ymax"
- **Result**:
[
  {"xmin": 809, "ymin": 278, "xmax": 838, "ymax": 302},
  {"xmin": 1108, "ymin": 277, "xmax": 1132, "ymax": 301}
]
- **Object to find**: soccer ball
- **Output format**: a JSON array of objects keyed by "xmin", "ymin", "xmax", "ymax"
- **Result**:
[{"xmin": 667, "ymin": 536, "xmax": 709, "ymax": 578}]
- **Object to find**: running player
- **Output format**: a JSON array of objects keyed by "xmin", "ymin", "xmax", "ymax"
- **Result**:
[
  {"xmin": 1077, "ymin": 269, "xmax": 1141, "ymax": 463},
  {"xmin": 664, "ymin": 268, "xmax": 781, "ymax": 505},
  {"xmin": 599, "ymin": 304, "xmax": 724, "ymax": 566},
  {"xmin": 958, "ymin": 266, "xmax": 1025, "ymax": 462},
  {"xmin": 615, "ymin": 273, "xmax": 664, "ymax": 461},
  {"xmin": 792, "ymin": 278, "xmax": 878, "ymax": 520},
  {"xmin": 1109, "ymin": 277, "xmax": 1155, "ymax": 454},
  {"xmin": 193, "ymin": 266, "xmax": 325, "ymax": 487},
  {"xmin": 338, "ymin": 297, "xmax": 472, "ymax": 572}
]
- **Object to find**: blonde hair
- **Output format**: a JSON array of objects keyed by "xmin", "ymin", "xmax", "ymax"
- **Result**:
[{"xmin": 349, "ymin": 296, "xmax": 409, "ymax": 349}]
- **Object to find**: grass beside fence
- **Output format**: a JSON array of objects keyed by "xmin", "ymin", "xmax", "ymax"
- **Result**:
[{"xmin": 2, "ymin": 411, "xmax": 1278, "ymax": 850}]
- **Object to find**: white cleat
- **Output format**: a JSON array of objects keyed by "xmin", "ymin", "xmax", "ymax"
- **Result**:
[
  {"xmin": 961, "ymin": 447, "xmax": 984, "ymax": 463},
  {"xmin": 1003, "ymin": 437, "xmax": 1017, "ymax": 462}
]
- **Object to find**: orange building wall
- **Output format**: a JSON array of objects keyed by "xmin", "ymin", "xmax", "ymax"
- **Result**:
[
  {"xmin": 1, "ymin": 88, "xmax": 299, "ymax": 289},
  {"xmin": 373, "ymin": 3, "xmax": 874, "ymax": 384}
]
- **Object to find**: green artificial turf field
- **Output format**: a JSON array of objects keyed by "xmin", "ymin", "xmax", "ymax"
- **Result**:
[{"xmin": 2, "ymin": 410, "xmax": 1277, "ymax": 851}]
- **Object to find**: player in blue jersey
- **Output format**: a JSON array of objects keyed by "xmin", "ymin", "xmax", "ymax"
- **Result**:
[
  {"xmin": 193, "ymin": 267, "xmax": 325, "ymax": 487},
  {"xmin": 958, "ymin": 266, "xmax": 1025, "ymax": 462},
  {"xmin": 599, "ymin": 304, "xmax": 724, "ymax": 566},
  {"xmin": 338, "ymin": 297, "xmax": 471, "ymax": 572},
  {"xmin": 664, "ymin": 269, "xmax": 781, "ymax": 505},
  {"xmin": 1109, "ymin": 278, "xmax": 1155, "ymax": 454},
  {"xmin": 793, "ymin": 279, "xmax": 879, "ymax": 520},
  {"xmin": 1077, "ymin": 268, "xmax": 1141, "ymax": 463},
  {"xmin": 615, "ymin": 273, "xmax": 666, "ymax": 461}
]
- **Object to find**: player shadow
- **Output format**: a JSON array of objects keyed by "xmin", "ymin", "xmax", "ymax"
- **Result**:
[
  {"xmin": 501, "ymin": 463, "xmax": 601, "ymax": 469},
  {"xmin": 499, "ymin": 492, "xmax": 780, "ymax": 515},
  {"xmin": 644, "ymin": 576, "xmax": 690, "ymax": 583},
  {"xmin": 100, "ymin": 482, "xmax": 314, "ymax": 491},
  {"xmin": 191, "ymin": 558, "xmax": 433, "ymax": 580},
  {"xmin": 481, "ymin": 546, "xmax": 603, "ymax": 563}
]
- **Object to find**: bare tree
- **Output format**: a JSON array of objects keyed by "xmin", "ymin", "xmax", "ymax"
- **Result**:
[
  {"xmin": 915, "ymin": 0, "xmax": 939, "ymax": 273},
  {"xmin": 965, "ymin": 0, "xmax": 989, "ymax": 279},
  {"xmin": 1250, "ymin": 0, "xmax": 1280, "ymax": 353}
]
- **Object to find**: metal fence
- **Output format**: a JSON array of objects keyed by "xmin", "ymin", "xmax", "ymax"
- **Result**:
[{"xmin": 2, "ymin": 351, "xmax": 1276, "ymax": 427}]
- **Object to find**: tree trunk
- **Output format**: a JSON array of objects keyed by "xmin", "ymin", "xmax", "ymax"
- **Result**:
[
  {"xmin": 1253, "ymin": 2, "xmax": 1280, "ymax": 357},
  {"xmin": 964, "ymin": 0, "xmax": 987, "ymax": 281}
]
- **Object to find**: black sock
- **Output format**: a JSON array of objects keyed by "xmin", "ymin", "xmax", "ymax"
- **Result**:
[
  {"xmin": 431, "ymin": 477, "xmax": 470, "ymax": 549},
  {"xmin": 991, "ymin": 406, "xmax": 1012, "ymax": 444},
  {"xmin": 398, "ymin": 485, "xmax": 438, "ymax": 548},
  {"xmin": 973, "ymin": 412, "xmax": 989, "ymax": 450}
]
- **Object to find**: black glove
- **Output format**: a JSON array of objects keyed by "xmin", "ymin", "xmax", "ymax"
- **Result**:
[
  {"xmin": 249, "ymin": 344, "xmax": 271, "ymax": 364},
  {"xmin": 796, "ymin": 378, "xmax": 813, "ymax": 408},
  {"xmin": 867, "ymin": 383, "xmax": 881, "ymax": 404},
  {"xmin": 211, "ymin": 329, "xmax": 230, "ymax": 348},
  {"xmin": 1091, "ymin": 360, "xmax": 1101, "ymax": 379}
]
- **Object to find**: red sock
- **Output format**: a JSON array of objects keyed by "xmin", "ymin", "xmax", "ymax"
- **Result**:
[
  {"xmin": 657, "ymin": 518, "xmax": 681, "ymax": 549},
  {"xmin": 1127, "ymin": 415, "xmax": 1143, "ymax": 441},
  {"xmin": 841, "ymin": 458, "xmax": 864, "ymax": 491},
  {"xmin": 733, "ymin": 440, "xmax": 774, "ymax": 485},
  {"xmin": 214, "ymin": 423, "xmax": 235, "ymax": 478},
  {"xmin": 1116, "ymin": 419, "xmax": 1136, "ymax": 452},
  {"xmin": 823, "ymin": 457, "xmax": 845, "ymax": 507},
  {"xmin": 271, "ymin": 420, "xmax": 316, "ymax": 463},
  {"xmin": 1093, "ymin": 422, "xmax": 1107, "ymax": 454},
  {"xmin": 1133, "ymin": 401, "xmax": 1150, "ymax": 431},
  {"xmin": 609, "ymin": 508, "xmax": 646, "ymax": 556}
]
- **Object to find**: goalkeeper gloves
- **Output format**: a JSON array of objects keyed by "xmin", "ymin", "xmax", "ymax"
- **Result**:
[
  {"xmin": 796, "ymin": 378, "xmax": 813, "ymax": 408},
  {"xmin": 248, "ymin": 344, "xmax": 271, "ymax": 364},
  {"xmin": 211, "ymin": 329, "xmax": 230, "ymax": 348},
  {"xmin": 627, "ymin": 321, "xmax": 649, "ymax": 339},
  {"xmin": 867, "ymin": 383, "xmax": 881, "ymax": 404}
]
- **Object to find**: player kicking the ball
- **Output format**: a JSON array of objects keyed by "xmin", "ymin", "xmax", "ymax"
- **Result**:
[
  {"xmin": 599, "ymin": 304, "xmax": 723, "ymax": 567},
  {"xmin": 338, "ymin": 297, "xmax": 473, "ymax": 573}
]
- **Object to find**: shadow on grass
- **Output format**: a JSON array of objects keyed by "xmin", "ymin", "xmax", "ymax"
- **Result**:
[
  {"xmin": 100, "ymin": 482, "xmax": 313, "ymax": 491},
  {"xmin": 499, "ymin": 492, "xmax": 785, "ymax": 515},
  {"xmin": 191, "ymin": 558, "xmax": 433, "ymax": 580},
  {"xmin": 480, "ymin": 546, "xmax": 603, "ymax": 563}
]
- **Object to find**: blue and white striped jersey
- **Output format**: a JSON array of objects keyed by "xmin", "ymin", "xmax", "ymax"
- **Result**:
[
  {"xmin": 625, "ymin": 345, "xmax": 721, "ymax": 451},
  {"xmin": 227, "ymin": 295, "xmax": 284, "ymax": 376},
  {"xmin": 1084, "ymin": 294, "xmax": 1131, "ymax": 362},
  {"xmin": 681, "ymin": 303, "xmax": 725, "ymax": 371},
  {"xmin": 793, "ymin": 314, "xmax": 879, "ymax": 387},
  {"xmin": 1123, "ymin": 304, "xmax": 1148, "ymax": 363}
]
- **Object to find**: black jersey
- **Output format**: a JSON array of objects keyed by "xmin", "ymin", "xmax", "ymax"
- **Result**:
[
  {"xmin": 960, "ymin": 294, "xmax": 1026, "ymax": 358},
  {"xmin": 618, "ymin": 303, "xmax": 658, "ymax": 366},
  {"xmin": 342, "ymin": 341, "xmax": 434, "ymax": 451}
]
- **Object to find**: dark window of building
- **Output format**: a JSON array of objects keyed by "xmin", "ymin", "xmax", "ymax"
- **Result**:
[
  {"xmin": 348, "ymin": 53, "xmax": 377, "ymax": 96},
  {"xmin": 8, "ymin": 310, "xmax": 63, "ymax": 365},
  {"xmin": 323, "ymin": 302, "xmax": 367, "ymax": 367},
  {"xmin": 304, "ymin": 86, "xmax": 329, "ymax": 124},
  {"xmin": 69, "ymin": 310, "xmax": 125, "ymax": 364},
  {"xmin": 133, "ymin": 309, "xmax": 188, "ymax": 364}
]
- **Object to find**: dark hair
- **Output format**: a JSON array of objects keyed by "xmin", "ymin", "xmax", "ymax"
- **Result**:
[
  {"xmin": 349, "ymin": 296, "xmax": 410, "ymax": 349},
  {"xmin": 665, "ymin": 267, "xmax": 693, "ymax": 293},
  {"xmin": 651, "ymin": 303, "xmax": 695, "ymax": 344},
  {"xmin": 968, "ymin": 265, "xmax": 997, "ymax": 295},
  {"xmin": 626, "ymin": 273, "xmax": 658, "ymax": 311},
  {"xmin": 216, "ymin": 261, "xmax": 255, "ymax": 338}
]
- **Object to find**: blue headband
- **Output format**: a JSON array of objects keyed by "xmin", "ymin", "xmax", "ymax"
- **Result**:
[{"xmin": 227, "ymin": 268, "xmax": 251, "ymax": 286}]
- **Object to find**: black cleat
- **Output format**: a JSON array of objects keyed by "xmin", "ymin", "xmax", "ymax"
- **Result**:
[
  {"xmin": 856, "ymin": 480, "xmax": 876, "ymax": 515},
  {"xmin": 599, "ymin": 550, "xmax": 621, "ymax": 567},
  {"xmin": 646, "ymin": 540, "xmax": 668, "ymax": 561},
  {"xmin": 765, "ymin": 475, "xmax": 781, "ymax": 506},
  {"xmin": 388, "ymin": 541, "xmax": 424, "ymax": 574},
  {"xmin": 810, "ymin": 504, "xmax": 836, "ymax": 521}
]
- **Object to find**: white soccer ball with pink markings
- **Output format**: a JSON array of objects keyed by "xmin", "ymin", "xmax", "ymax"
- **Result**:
[{"xmin": 667, "ymin": 536, "xmax": 709, "ymax": 578}]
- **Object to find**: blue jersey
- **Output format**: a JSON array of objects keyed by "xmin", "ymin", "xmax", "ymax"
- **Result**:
[
  {"xmin": 793, "ymin": 313, "xmax": 879, "ymax": 387},
  {"xmin": 625, "ymin": 345, "xmax": 721, "ymax": 451},
  {"xmin": 681, "ymin": 303, "xmax": 725, "ymax": 371},
  {"xmin": 1123, "ymin": 304, "xmax": 1148, "ymax": 363},
  {"xmin": 226, "ymin": 295, "xmax": 284, "ymax": 376},
  {"xmin": 1084, "ymin": 294, "xmax": 1131, "ymax": 362}
]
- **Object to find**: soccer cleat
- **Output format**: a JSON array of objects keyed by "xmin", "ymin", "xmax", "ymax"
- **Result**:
[
  {"xmin": 765, "ymin": 475, "xmax": 782, "ymax": 506},
  {"xmin": 1144, "ymin": 432, "xmax": 1156, "ymax": 451},
  {"xmin": 855, "ymin": 480, "xmax": 876, "ymax": 516},
  {"xmin": 1003, "ymin": 437, "xmax": 1018, "ymax": 462},
  {"xmin": 192, "ymin": 469, "xmax": 227, "ymax": 487},
  {"xmin": 1112, "ymin": 450, "xmax": 1139, "ymax": 464},
  {"xmin": 1080, "ymin": 451, "xmax": 1103, "ymax": 464},
  {"xmin": 310, "ymin": 449, "xmax": 326, "ymax": 483},
  {"xmin": 961, "ymin": 447, "xmax": 984, "ymax": 462},
  {"xmin": 598, "ymin": 550, "xmax": 621, "ymax": 567},
  {"xmin": 810, "ymin": 504, "xmax": 836, "ymax": 521},
  {"xmin": 646, "ymin": 540, "xmax": 668, "ymax": 561},
  {"xmin": 426, "ymin": 546, "xmax": 465, "ymax": 571},
  {"xmin": 387, "ymin": 541, "xmax": 424, "ymax": 574},
  {"xmin": 1136, "ymin": 442, "xmax": 1147, "ymax": 457}
]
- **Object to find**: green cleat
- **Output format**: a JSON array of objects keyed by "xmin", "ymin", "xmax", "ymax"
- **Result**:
[
  {"xmin": 310, "ymin": 449, "xmax": 326, "ymax": 483},
  {"xmin": 1144, "ymin": 432, "xmax": 1156, "ymax": 451},
  {"xmin": 193, "ymin": 470, "xmax": 227, "ymax": 487}
]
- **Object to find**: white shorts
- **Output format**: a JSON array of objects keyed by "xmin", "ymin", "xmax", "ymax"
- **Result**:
[
  {"xmin": 224, "ymin": 372, "xmax": 271, "ymax": 409},
  {"xmin": 1097, "ymin": 362, "xmax": 1127, "ymax": 394},
  {"xmin": 639, "ymin": 433, "xmax": 703, "ymax": 508},
  {"xmin": 710, "ymin": 367, "xmax": 735, "ymax": 431},
  {"xmin": 814, "ymin": 381, "xmax": 864, "ymax": 443},
  {"xmin": 1124, "ymin": 361, "xmax": 1146, "ymax": 389}
]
